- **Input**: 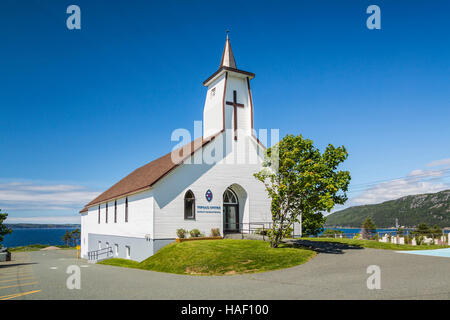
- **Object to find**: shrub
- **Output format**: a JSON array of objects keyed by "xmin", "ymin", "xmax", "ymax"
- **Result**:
[
  {"xmin": 210, "ymin": 228, "xmax": 221, "ymax": 237},
  {"xmin": 255, "ymin": 228, "xmax": 268, "ymax": 236},
  {"xmin": 322, "ymin": 229, "xmax": 344, "ymax": 237},
  {"xmin": 189, "ymin": 229, "xmax": 201, "ymax": 238},
  {"xmin": 255, "ymin": 228, "xmax": 273, "ymax": 237},
  {"xmin": 176, "ymin": 228, "xmax": 187, "ymax": 239}
]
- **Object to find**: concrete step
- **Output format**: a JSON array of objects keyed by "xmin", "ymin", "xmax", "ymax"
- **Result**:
[{"xmin": 224, "ymin": 233, "xmax": 269, "ymax": 241}]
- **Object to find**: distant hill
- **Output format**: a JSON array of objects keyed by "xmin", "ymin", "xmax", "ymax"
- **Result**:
[
  {"xmin": 5, "ymin": 223, "xmax": 80, "ymax": 229},
  {"xmin": 325, "ymin": 189, "xmax": 450, "ymax": 228}
]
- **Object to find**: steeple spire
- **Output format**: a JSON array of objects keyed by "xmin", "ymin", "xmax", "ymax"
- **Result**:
[
  {"xmin": 203, "ymin": 31, "xmax": 254, "ymax": 87},
  {"xmin": 220, "ymin": 31, "xmax": 237, "ymax": 69}
]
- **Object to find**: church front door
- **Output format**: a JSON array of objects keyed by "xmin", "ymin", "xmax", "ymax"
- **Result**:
[
  {"xmin": 223, "ymin": 188, "xmax": 239, "ymax": 233},
  {"xmin": 223, "ymin": 204, "xmax": 239, "ymax": 232}
]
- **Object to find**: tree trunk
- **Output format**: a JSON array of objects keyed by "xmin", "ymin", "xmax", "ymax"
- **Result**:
[{"xmin": 270, "ymin": 231, "xmax": 283, "ymax": 248}]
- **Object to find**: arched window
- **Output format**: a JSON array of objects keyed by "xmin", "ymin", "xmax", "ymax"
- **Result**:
[
  {"xmin": 184, "ymin": 190, "xmax": 195, "ymax": 220},
  {"xmin": 223, "ymin": 188, "xmax": 238, "ymax": 204}
]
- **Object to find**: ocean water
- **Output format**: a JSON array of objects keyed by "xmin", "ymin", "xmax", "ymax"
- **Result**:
[
  {"xmin": 323, "ymin": 227, "xmax": 449, "ymax": 238},
  {"xmin": 1, "ymin": 228, "xmax": 78, "ymax": 248},
  {"xmin": 324, "ymin": 228, "xmax": 410, "ymax": 235}
]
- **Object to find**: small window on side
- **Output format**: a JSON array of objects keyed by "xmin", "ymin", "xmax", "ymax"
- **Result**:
[
  {"xmin": 114, "ymin": 200, "xmax": 117, "ymax": 223},
  {"xmin": 125, "ymin": 197, "xmax": 128, "ymax": 223},
  {"xmin": 184, "ymin": 190, "xmax": 195, "ymax": 220},
  {"xmin": 125, "ymin": 246, "xmax": 130, "ymax": 259}
]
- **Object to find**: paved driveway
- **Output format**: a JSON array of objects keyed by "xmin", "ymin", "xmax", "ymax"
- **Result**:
[{"xmin": 1, "ymin": 242, "xmax": 449, "ymax": 300}]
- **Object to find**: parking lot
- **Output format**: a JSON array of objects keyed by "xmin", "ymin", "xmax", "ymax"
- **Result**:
[{"xmin": 1, "ymin": 244, "xmax": 449, "ymax": 300}]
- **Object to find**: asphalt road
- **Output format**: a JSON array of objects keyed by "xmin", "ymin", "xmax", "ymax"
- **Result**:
[{"xmin": 1, "ymin": 241, "xmax": 449, "ymax": 300}]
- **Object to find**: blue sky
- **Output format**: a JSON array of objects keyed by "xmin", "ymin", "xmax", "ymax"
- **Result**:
[{"xmin": 1, "ymin": 0, "xmax": 449, "ymax": 223}]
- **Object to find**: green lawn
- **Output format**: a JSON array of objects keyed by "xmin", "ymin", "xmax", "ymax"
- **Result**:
[
  {"xmin": 8, "ymin": 244, "xmax": 72, "ymax": 252},
  {"xmin": 99, "ymin": 239, "xmax": 316, "ymax": 275},
  {"xmin": 301, "ymin": 237, "xmax": 450, "ymax": 250}
]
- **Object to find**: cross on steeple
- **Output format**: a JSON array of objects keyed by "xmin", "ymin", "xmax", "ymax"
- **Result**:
[{"xmin": 226, "ymin": 90, "xmax": 245, "ymax": 140}]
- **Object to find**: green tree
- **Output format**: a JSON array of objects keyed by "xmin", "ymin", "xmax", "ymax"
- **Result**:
[
  {"xmin": 414, "ymin": 222, "xmax": 431, "ymax": 237},
  {"xmin": 70, "ymin": 229, "xmax": 80, "ymax": 247},
  {"xmin": 430, "ymin": 225, "xmax": 442, "ymax": 237},
  {"xmin": 62, "ymin": 230, "xmax": 72, "ymax": 246},
  {"xmin": 254, "ymin": 134, "xmax": 351, "ymax": 248},
  {"xmin": 0, "ymin": 210, "xmax": 12, "ymax": 248},
  {"xmin": 361, "ymin": 217, "xmax": 376, "ymax": 239}
]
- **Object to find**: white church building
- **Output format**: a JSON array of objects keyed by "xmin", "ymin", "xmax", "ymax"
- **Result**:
[{"xmin": 80, "ymin": 35, "xmax": 293, "ymax": 262}]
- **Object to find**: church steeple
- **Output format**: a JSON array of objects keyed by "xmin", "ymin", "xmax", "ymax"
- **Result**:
[
  {"xmin": 220, "ymin": 32, "xmax": 237, "ymax": 69},
  {"xmin": 202, "ymin": 33, "xmax": 256, "ymax": 140}
]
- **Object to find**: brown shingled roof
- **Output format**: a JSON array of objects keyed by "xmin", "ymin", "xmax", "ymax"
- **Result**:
[{"xmin": 79, "ymin": 133, "xmax": 221, "ymax": 213}]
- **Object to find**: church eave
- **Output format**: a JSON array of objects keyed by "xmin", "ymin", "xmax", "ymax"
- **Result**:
[
  {"xmin": 203, "ymin": 66, "xmax": 255, "ymax": 87},
  {"xmin": 79, "ymin": 185, "xmax": 152, "ymax": 214}
]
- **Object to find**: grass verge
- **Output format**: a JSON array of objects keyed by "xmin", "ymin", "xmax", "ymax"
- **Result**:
[
  {"xmin": 99, "ymin": 239, "xmax": 316, "ymax": 275},
  {"xmin": 301, "ymin": 237, "xmax": 450, "ymax": 250},
  {"xmin": 8, "ymin": 244, "xmax": 73, "ymax": 252}
]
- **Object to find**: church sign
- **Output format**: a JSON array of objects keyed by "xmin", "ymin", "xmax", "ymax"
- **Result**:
[
  {"xmin": 198, "ymin": 190, "xmax": 220, "ymax": 213},
  {"xmin": 197, "ymin": 205, "xmax": 221, "ymax": 214}
]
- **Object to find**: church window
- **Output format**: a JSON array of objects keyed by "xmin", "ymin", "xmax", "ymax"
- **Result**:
[
  {"xmin": 125, "ymin": 197, "xmax": 128, "ymax": 222},
  {"xmin": 210, "ymin": 87, "xmax": 216, "ymax": 98},
  {"xmin": 223, "ymin": 188, "xmax": 238, "ymax": 204},
  {"xmin": 114, "ymin": 200, "xmax": 117, "ymax": 223},
  {"xmin": 126, "ymin": 246, "xmax": 131, "ymax": 259},
  {"xmin": 184, "ymin": 190, "xmax": 195, "ymax": 220},
  {"xmin": 98, "ymin": 205, "xmax": 100, "ymax": 224},
  {"xmin": 106, "ymin": 202, "xmax": 108, "ymax": 223}
]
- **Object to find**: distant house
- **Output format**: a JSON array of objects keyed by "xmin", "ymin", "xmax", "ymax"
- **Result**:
[{"xmin": 80, "ymin": 35, "xmax": 301, "ymax": 262}]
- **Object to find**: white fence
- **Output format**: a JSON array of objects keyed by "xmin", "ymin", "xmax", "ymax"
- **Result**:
[{"xmin": 317, "ymin": 231, "xmax": 450, "ymax": 246}]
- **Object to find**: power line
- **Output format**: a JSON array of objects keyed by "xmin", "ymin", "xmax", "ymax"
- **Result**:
[
  {"xmin": 349, "ymin": 168, "xmax": 450, "ymax": 189},
  {"xmin": 348, "ymin": 174, "xmax": 450, "ymax": 193},
  {"xmin": 346, "ymin": 174, "xmax": 450, "ymax": 195}
]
